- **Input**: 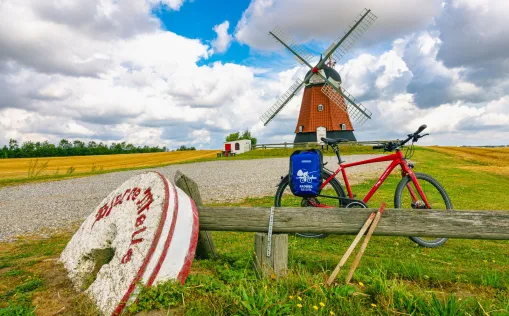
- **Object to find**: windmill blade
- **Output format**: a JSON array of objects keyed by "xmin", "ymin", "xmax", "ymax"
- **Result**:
[
  {"xmin": 321, "ymin": 82, "xmax": 372, "ymax": 126},
  {"xmin": 325, "ymin": 9, "xmax": 377, "ymax": 65},
  {"xmin": 260, "ymin": 79, "xmax": 304, "ymax": 126},
  {"xmin": 270, "ymin": 26, "xmax": 315, "ymax": 68}
]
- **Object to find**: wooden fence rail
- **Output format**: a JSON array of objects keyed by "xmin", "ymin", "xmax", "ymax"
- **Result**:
[
  {"xmin": 252, "ymin": 140, "xmax": 398, "ymax": 149},
  {"xmin": 196, "ymin": 206, "xmax": 509, "ymax": 240}
]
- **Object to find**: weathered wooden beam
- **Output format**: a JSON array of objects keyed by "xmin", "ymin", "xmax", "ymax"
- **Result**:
[
  {"xmin": 254, "ymin": 233, "xmax": 288, "ymax": 278},
  {"xmin": 196, "ymin": 206, "xmax": 509, "ymax": 240},
  {"xmin": 174, "ymin": 171, "xmax": 218, "ymax": 260}
]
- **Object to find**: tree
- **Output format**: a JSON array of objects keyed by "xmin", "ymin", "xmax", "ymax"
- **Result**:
[
  {"xmin": 176, "ymin": 145, "xmax": 196, "ymax": 151},
  {"xmin": 226, "ymin": 130, "xmax": 257, "ymax": 146},
  {"xmin": 240, "ymin": 129, "xmax": 257, "ymax": 146},
  {"xmin": 225, "ymin": 132, "xmax": 240, "ymax": 142}
]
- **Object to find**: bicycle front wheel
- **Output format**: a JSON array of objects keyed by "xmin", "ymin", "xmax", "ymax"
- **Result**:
[
  {"xmin": 394, "ymin": 172, "xmax": 453, "ymax": 248},
  {"xmin": 274, "ymin": 170, "xmax": 346, "ymax": 238}
]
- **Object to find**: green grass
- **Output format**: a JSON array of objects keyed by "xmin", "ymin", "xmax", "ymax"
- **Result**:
[{"xmin": 0, "ymin": 146, "xmax": 508, "ymax": 315}]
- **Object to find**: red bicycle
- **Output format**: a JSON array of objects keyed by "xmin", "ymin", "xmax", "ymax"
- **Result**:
[{"xmin": 274, "ymin": 125, "xmax": 453, "ymax": 248}]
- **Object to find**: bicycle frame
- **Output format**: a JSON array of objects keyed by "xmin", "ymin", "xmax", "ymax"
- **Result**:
[{"xmin": 320, "ymin": 149, "xmax": 431, "ymax": 207}]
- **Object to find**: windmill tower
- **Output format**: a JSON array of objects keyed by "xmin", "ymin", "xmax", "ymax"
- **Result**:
[{"xmin": 260, "ymin": 9, "xmax": 377, "ymax": 143}]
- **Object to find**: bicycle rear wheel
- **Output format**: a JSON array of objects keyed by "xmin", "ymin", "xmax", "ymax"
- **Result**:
[
  {"xmin": 274, "ymin": 170, "xmax": 346, "ymax": 238},
  {"xmin": 394, "ymin": 172, "xmax": 453, "ymax": 248}
]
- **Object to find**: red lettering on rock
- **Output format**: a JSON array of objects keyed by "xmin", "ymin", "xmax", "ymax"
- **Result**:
[
  {"xmin": 135, "ymin": 214, "xmax": 146, "ymax": 227},
  {"xmin": 92, "ymin": 204, "xmax": 109, "ymax": 228},
  {"xmin": 104, "ymin": 199, "xmax": 115, "ymax": 217},
  {"xmin": 136, "ymin": 188, "xmax": 153, "ymax": 215},
  {"xmin": 113, "ymin": 194, "xmax": 123, "ymax": 206},
  {"xmin": 131, "ymin": 226, "xmax": 146, "ymax": 240},
  {"xmin": 128, "ymin": 188, "xmax": 141, "ymax": 201},
  {"xmin": 122, "ymin": 188, "xmax": 131, "ymax": 200},
  {"xmin": 121, "ymin": 248, "xmax": 133, "ymax": 264}
]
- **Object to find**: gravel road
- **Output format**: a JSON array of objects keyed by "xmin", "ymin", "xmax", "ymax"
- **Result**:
[{"xmin": 0, "ymin": 155, "xmax": 386, "ymax": 241}]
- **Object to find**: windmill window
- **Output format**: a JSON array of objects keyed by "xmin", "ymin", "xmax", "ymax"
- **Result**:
[
  {"xmin": 317, "ymin": 104, "xmax": 324, "ymax": 112},
  {"xmin": 299, "ymin": 125, "xmax": 304, "ymax": 133},
  {"xmin": 340, "ymin": 124, "xmax": 346, "ymax": 131},
  {"xmin": 235, "ymin": 143, "xmax": 240, "ymax": 150}
]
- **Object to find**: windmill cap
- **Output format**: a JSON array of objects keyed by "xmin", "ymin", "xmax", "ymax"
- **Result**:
[{"xmin": 304, "ymin": 64, "xmax": 342, "ymax": 85}]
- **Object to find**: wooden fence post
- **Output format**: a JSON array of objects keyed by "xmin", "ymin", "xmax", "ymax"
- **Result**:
[
  {"xmin": 254, "ymin": 233, "xmax": 288, "ymax": 278},
  {"xmin": 174, "ymin": 171, "xmax": 218, "ymax": 260}
]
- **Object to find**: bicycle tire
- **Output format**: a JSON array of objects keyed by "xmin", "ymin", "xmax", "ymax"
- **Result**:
[
  {"xmin": 394, "ymin": 172, "xmax": 453, "ymax": 248},
  {"xmin": 274, "ymin": 170, "xmax": 346, "ymax": 238}
]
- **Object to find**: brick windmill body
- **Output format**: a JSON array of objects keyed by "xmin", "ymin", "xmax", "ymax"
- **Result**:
[
  {"xmin": 294, "ymin": 62, "xmax": 356, "ymax": 143},
  {"xmin": 260, "ymin": 9, "xmax": 377, "ymax": 143}
]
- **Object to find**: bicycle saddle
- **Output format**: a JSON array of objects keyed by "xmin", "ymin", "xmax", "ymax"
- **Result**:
[{"xmin": 321, "ymin": 137, "xmax": 349, "ymax": 145}]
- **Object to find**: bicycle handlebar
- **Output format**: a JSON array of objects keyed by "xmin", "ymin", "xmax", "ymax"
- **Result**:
[
  {"xmin": 414, "ymin": 124, "xmax": 427, "ymax": 135},
  {"xmin": 373, "ymin": 124, "xmax": 429, "ymax": 152}
]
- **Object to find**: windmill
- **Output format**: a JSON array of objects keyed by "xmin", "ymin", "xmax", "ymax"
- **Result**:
[{"xmin": 260, "ymin": 9, "xmax": 377, "ymax": 142}]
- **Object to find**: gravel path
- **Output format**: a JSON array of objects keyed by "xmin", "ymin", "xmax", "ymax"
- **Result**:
[{"xmin": 0, "ymin": 155, "xmax": 386, "ymax": 241}]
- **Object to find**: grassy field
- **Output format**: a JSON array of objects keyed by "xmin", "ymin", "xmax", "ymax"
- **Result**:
[
  {"xmin": 0, "ymin": 150, "xmax": 219, "ymax": 187},
  {"xmin": 427, "ymin": 146, "xmax": 509, "ymax": 177},
  {"xmin": 1, "ymin": 147, "xmax": 509, "ymax": 315}
]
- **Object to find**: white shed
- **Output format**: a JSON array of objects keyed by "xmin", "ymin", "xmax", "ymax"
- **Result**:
[{"xmin": 223, "ymin": 139, "xmax": 252, "ymax": 155}]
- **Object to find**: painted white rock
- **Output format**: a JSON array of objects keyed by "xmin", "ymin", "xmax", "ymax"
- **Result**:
[{"xmin": 60, "ymin": 172, "xmax": 199, "ymax": 316}]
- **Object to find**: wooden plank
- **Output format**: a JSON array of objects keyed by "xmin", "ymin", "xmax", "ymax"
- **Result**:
[
  {"xmin": 326, "ymin": 212, "xmax": 375, "ymax": 286},
  {"xmin": 174, "ymin": 171, "xmax": 218, "ymax": 260},
  {"xmin": 196, "ymin": 206, "xmax": 509, "ymax": 240},
  {"xmin": 345, "ymin": 203, "xmax": 386, "ymax": 284},
  {"xmin": 254, "ymin": 233, "xmax": 288, "ymax": 278}
]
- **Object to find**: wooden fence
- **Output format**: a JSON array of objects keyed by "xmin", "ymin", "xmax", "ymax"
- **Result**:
[
  {"xmin": 252, "ymin": 140, "xmax": 396, "ymax": 149},
  {"xmin": 174, "ymin": 171, "xmax": 509, "ymax": 278}
]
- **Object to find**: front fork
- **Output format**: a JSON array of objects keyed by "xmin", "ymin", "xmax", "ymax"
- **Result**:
[{"xmin": 401, "ymin": 163, "xmax": 431, "ymax": 209}]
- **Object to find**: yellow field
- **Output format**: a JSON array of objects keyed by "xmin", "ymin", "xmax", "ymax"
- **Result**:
[
  {"xmin": 0, "ymin": 150, "xmax": 220, "ymax": 180},
  {"xmin": 428, "ymin": 146, "xmax": 509, "ymax": 176}
]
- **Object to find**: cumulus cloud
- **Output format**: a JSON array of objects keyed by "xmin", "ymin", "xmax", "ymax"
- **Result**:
[
  {"xmin": 235, "ymin": 0, "xmax": 442, "ymax": 50},
  {"xmin": 1, "ymin": 0, "xmax": 509, "ymax": 149},
  {"xmin": 211, "ymin": 21, "xmax": 234, "ymax": 53}
]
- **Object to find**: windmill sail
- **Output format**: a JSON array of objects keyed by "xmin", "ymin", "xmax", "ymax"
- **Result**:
[
  {"xmin": 321, "ymin": 82, "xmax": 372, "ymax": 126},
  {"xmin": 270, "ymin": 26, "xmax": 315, "ymax": 66},
  {"xmin": 260, "ymin": 79, "xmax": 304, "ymax": 125},
  {"xmin": 327, "ymin": 9, "xmax": 377, "ymax": 65}
]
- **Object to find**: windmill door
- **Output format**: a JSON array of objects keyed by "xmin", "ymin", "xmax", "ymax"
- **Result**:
[{"xmin": 316, "ymin": 127, "xmax": 326, "ymax": 145}]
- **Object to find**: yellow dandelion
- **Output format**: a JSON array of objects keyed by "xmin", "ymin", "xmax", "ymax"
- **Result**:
[
  {"xmin": 297, "ymin": 296, "xmax": 302, "ymax": 301},
  {"xmin": 264, "ymin": 285, "xmax": 267, "ymax": 290},
  {"xmin": 313, "ymin": 305, "xmax": 319, "ymax": 310},
  {"xmin": 330, "ymin": 311, "xmax": 335, "ymax": 315},
  {"xmin": 483, "ymin": 260, "xmax": 487, "ymax": 263},
  {"xmin": 371, "ymin": 303, "xmax": 377, "ymax": 307},
  {"xmin": 358, "ymin": 282, "xmax": 364, "ymax": 286},
  {"xmin": 493, "ymin": 260, "xmax": 496, "ymax": 262},
  {"xmin": 289, "ymin": 296, "xmax": 294, "ymax": 299},
  {"xmin": 297, "ymin": 304, "xmax": 303, "ymax": 308},
  {"xmin": 319, "ymin": 302, "xmax": 326, "ymax": 307}
]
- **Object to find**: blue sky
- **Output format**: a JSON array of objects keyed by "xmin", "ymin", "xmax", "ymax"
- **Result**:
[
  {"xmin": 156, "ymin": 0, "xmax": 252, "ymax": 65},
  {"xmin": 1, "ymin": 0, "xmax": 509, "ymax": 149}
]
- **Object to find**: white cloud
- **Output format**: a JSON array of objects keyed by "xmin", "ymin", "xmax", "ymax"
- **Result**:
[
  {"xmin": 1, "ymin": 0, "xmax": 509, "ymax": 149},
  {"xmin": 211, "ymin": 21, "xmax": 234, "ymax": 53},
  {"xmin": 156, "ymin": 0, "xmax": 189, "ymax": 11},
  {"xmin": 235, "ymin": 0, "xmax": 442, "ymax": 50}
]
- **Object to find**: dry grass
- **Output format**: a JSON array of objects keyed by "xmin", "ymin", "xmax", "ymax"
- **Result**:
[
  {"xmin": 427, "ymin": 146, "xmax": 509, "ymax": 176},
  {"xmin": 0, "ymin": 150, "xmax": 219, "ymax": 180}
]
